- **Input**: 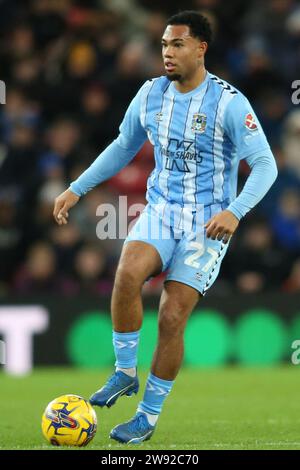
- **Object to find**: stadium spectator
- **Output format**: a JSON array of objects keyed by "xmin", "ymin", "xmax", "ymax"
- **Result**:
[
  {"xmin": 14, "ymin": 241, "xmax": 58, "ymax": 293},
  {"xmin": 224, "ymin": 220, "xmax": 291, "ymax": 293},
  {"xmin": 283, "ymin": 258, "xmax": 300, "ymax": 293}
]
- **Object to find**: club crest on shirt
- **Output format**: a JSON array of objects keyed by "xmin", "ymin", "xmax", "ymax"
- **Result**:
[
  {"xmin": 155, "ymin": 112, "xmax": 163, "ymax": 122},
  {"xmin": 245, "ymin": 113, "xmax": 258, "ymax": 131},
  {"xmin": 191, "ymin": 113, "xmax": 207, "ymax": 133}
]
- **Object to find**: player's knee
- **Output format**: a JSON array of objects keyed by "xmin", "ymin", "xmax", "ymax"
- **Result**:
[
  {"xmin": 114, "ymin": 262, "xmax": 145, "ymax": 292},
  {"xmin": 158, "ymin": 301, "xmax": 188, "ymax": 336}
]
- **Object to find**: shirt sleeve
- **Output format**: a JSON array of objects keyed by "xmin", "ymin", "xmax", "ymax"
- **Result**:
[
  {"xmin": 223, "ymin": 93, "xmax": 278, "ymax": 219},
  {"xmin": 69, "ymin": 83, "xmax": 148, "ymax": 196},
  {"xmin": 226, "ymin": 148, "xmax": 278, "ymax": 220},
  {"xmin": 223, "ymin": 92, "xmax": 270, "ymax": 160}
]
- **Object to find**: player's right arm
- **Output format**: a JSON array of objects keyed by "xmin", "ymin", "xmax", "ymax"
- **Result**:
[
  {"xmin": 53, "ymin": 188, "xmax": 80, "ymax": 225},
  {"xmin": 53, "ymin": 83, "xmax": 149, "ymax": 225}
]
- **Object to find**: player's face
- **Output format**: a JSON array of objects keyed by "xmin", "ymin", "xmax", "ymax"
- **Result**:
[{"xmin": 162, "ymin": 25, "xmax": 207, "ymax": 82}]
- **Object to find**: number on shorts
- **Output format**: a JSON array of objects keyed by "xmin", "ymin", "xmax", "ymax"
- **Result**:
[{"xmin": 184, "ymin": 242, "xmax": 218, "ymax": 271}]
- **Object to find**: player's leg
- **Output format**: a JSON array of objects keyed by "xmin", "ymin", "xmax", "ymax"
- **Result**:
[
  {"xmin": 90, "ymin": 205, "xmax": 176, "ymax": 409},
  {"xmin": 90, "ymin": 240, "xmax": 162, "ymax": 408},
  {"xmin": 151, "ymin": 280, "xmax": 199, "ymax": 379},
  {"xmin": 111, "ymin": 240, "xmax": 162, "ymax": 332},
  {"xmin": 110, "ymin": 230, "xmax": 230, "ymax": 443},
  {"xmin": 110, "ymin": 281, "xmax": 200, "ymax": 444}
]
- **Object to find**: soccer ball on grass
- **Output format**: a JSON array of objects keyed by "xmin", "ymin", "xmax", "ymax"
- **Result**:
[{"xmin": 41, "ymin": 394, "xmax": 97, "ymax": 447}]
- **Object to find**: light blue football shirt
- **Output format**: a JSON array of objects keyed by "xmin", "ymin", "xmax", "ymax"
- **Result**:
[{"xmin": 70, "ymin": 72, "xmax": 277, "ymax": 220}]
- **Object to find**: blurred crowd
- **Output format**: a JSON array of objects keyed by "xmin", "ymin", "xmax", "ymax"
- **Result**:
[{"xmin": 0, "ymin": 0, "xmax": 299, "ymax": 297}]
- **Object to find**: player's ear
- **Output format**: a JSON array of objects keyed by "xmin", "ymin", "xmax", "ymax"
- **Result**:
[{"xmin": 198, "ymin": 41, "xmax": 208, "ymax": 57}]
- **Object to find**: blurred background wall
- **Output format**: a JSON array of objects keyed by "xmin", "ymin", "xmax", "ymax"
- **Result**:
[{"xmin": 0, "ymin": 0, "xmax": 299, "ymax": 373}]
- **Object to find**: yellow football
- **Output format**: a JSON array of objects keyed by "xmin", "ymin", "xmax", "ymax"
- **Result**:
[{"xmin": 41, "ymin": 394, "xmax": 97, "ymax": 447}]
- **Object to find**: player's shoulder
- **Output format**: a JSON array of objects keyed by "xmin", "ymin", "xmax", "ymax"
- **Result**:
[
  {"xmin": 139, "ymin": 76, "xmax": 170, "ymax": 95},
  {"xmin": 208, "ymin": 72, "xmax": 252, "ymax": 115},
  {"xmin": 208, "ymin": 72, "xmax": 247, "ymax": 100}
]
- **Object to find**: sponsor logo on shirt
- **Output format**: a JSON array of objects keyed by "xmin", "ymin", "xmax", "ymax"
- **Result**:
[
  {"xmin": 161, "ymin": 138, "xmax": 203, "ymax": 173},
  {"xmin": 245, "ymin": 113, "xmax": 258, "ymax": 131}
]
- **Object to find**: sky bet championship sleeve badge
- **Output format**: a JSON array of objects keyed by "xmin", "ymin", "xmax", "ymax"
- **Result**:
[
  {"xmin": 191, "ymin": 113, "xmax": 207, "ymax": 133},
  {"xmin": 245, "ymin": 113, "xmax": 258, "ymax": 131}
]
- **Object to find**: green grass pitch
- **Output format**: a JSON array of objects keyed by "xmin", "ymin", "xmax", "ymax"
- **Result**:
[{"xmin": 1, "ymin": 366, "xmax": 300, "ymax": 450}]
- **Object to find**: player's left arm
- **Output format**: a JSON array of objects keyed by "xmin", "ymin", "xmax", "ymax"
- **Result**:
[{"xmin": 205, "ymin": 93, "xmax": 278, "ymax": 243}]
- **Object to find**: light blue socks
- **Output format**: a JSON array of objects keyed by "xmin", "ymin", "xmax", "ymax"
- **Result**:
[
  {"xmin": 138, "ymin": 373, "xmax": 174, "ymax": 423},
  {"xmin": 113, "ymin": 330, "xmax": 140, "ymax": 369}
]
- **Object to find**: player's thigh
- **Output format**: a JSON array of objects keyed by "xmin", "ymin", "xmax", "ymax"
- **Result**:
[
  {"xmin": 166, "ymin": 234, "xmax": 229, "ymax": 295},
  {"xmin": 124, "ymin": 204, "xmax": 176, "ymax": 276},
  {"xmin": 116, "ymin": 240, "xmax": 163, "ymax": 287}
]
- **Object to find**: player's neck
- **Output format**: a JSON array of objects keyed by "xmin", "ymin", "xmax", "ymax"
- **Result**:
[{"xmin": 174, "ymin": 67, "xmax": 207, "ymax": 94}]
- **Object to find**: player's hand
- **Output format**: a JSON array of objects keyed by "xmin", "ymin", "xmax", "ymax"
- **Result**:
[
  {"xmin": 205, "ymin": 210, "xmax": 239, "ymax": 243},
  {"xmin": 53, "ymin": 189, "xmax": 80, "ymax": 225}
]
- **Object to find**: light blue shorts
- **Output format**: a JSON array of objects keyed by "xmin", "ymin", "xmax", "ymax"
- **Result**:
[{"xmin": 125, "ymin": 204, "xmax": 229, "ymax": 295}]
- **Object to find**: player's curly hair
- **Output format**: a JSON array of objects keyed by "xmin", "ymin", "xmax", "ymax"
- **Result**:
[{"xmin": 166, "ymin": 11, "xmax": 213, "ymax": 46}]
